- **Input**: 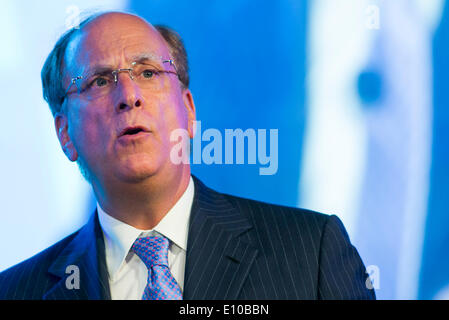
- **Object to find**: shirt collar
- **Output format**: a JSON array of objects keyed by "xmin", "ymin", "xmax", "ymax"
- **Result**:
[{"xmin": 97, "ymin": 176, "xmax": 194, "ymax": 280}]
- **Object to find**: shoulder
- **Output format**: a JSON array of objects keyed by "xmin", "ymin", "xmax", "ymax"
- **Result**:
[
  {"xmin": 221, "ymin": 191, "xmax": 332, "ymax": 235},
  {"xmin": 193, "ymin": 176, "xmax": 335, "ymax": 251},
  {"xmin": 215, "ymin": 189, "xmax": 360, "ymax": 265},
  {"xmin": 221, "ymin": 192, "xmax": 356, "ymax": 258},
  {"xmin": 193, "ymin": 175, "xmax": 329, "ymax": 225},
  {"xmin": 0, "ymin": 231, "xmax": 79, "ymax": 300},
  {"xmin": 220, "ymin": 192, "xmax": 374, "ymax": 299}
]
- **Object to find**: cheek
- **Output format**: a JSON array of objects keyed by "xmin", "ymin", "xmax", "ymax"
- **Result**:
[
  {"xmin": 162, "ymin": 106, "xmax": 189, "ymax": 150},
  {"xmin": 165, "ymin": 94, "xmax": 189, "ymax": 129},
  {"xmin": 67, "ymin": 106, "xmax": 111, "ymax": 157},
  {"xmin": 149, "ymin": 91, "xmax": 185, "ymax": 131}
]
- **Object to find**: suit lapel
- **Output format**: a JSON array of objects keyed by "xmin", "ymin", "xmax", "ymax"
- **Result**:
[
  {"xmin": 183, "ymin": 177, "xmax": 259, "ymax": 299},
  {"xmin": 43, "ymin": 177, "xmax": 256, "ymax": 300},
  {"xmin": 43, "ymin": 211, "xmax": 110, "ymax": 300}
]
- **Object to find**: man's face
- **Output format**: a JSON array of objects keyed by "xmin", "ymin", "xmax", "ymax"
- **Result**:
[{"xmin": 56, "ymin": 13, "xmax": 195, "ymax": 186}]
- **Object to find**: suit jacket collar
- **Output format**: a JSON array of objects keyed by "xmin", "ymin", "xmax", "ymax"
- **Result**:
[
  {"xmin": 44, "ymin": 212, "xmax": 110, "ymax": 300},
  {"xmin": 43, "ymin": 175, "xmax": 258, "ymax": 300},
  {"xmin": 183, "ymin": 176, "xmax": 259, "ymax": 299}
]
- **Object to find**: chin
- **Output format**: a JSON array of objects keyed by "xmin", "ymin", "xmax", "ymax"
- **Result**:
[
  {"xmin": 115, "ymin": 167, "xmax": 158, "ymax": 183},
  {"xmin": 114, "ymin": 154, "xmax": 162, "ymax": 183}
]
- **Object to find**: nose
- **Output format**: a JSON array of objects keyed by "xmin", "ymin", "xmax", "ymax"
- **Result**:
[{"xmin": 113, "ymin": 72, "xmax": 143, "ymax": 112}]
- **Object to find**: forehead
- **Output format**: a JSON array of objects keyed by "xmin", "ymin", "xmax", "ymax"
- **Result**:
[{"xmin": 64, "ymin": 13, "xmax": 170, "ymax": 74}]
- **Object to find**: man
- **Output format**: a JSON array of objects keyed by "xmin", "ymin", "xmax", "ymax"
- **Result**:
[{"xmin": 0, "ymin": 11, "xmax": 375, "ymax": 300}]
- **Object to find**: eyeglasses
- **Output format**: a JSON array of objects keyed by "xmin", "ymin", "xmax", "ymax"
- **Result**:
[{"xmin": 62, "ymin": 58, "xmax": 178, "ymax": 101}]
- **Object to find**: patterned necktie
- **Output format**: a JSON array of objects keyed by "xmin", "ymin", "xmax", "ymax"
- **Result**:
[{"xmin": 131, "ymin": 236, "xmax": 182, "ymax": 300}]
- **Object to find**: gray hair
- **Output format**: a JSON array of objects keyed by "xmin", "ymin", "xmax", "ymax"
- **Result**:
[
  {"xmin": 41, "ymin": 12, "xmax": 190, "ymax": 117},
  {"xmin": 154, "ymin": 25, "xmax": 189, "ymax": 90}
]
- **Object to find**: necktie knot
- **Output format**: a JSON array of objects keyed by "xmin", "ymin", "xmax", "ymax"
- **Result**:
[{"xmin": 131, "ymin": 236, "xmax": 169, "ymax": 268}]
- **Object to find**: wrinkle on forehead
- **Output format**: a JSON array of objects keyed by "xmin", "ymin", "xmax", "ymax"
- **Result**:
[{"xmin": 63, "ymin": 12, "xmax": 169, "ymax": 79}]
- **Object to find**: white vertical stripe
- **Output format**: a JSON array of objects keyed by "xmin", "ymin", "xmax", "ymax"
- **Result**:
[
  {"xmin": 394, "ymin": 0, "xmax": 443, "ymax": 300},
  {"xmin": 300, "ymin": 0, "xmax": 374, "ymax": 239}
]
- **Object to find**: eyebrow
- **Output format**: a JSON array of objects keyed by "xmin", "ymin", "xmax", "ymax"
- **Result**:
[{"xmin": 82, "ymin": 65, "xmax": 115, "ymax": 79}]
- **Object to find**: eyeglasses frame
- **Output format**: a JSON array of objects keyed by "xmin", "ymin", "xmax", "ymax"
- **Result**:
[{"xmin": 62, "ymin": 58, "xmax": 178, "ymax": 101}]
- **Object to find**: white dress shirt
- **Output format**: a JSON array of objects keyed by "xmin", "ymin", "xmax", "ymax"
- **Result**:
[{"xmin": 97, "ymin": 176, "xmax": 194, "ymax": 300}]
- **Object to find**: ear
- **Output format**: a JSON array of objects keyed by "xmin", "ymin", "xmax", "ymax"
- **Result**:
[
  {"xmin": 54, "ymin": 112, "xmax": 78, "ymax": 162},
  {"xmin": 181, "ymin": 88, "xmax": 196, "ymax": 139}
]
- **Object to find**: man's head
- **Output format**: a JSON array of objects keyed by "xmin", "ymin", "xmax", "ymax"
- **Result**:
[{"xmin": 42, "ymin": 12, "xmax": 196, "ymax": 190}]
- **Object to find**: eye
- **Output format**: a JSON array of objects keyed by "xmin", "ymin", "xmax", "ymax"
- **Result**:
[
  {"xmin": 93, "ymin": 77, "xmax": 108, "ymax": 87},
  {"xmin": 142, "ymin": 69, "xmax": 156, "ymax": 79}
]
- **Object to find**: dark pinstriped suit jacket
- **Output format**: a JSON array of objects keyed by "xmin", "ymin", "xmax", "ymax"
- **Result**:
[{"xmin": 0, "ymin": 176, "xmax": 375, "ymax": 300}]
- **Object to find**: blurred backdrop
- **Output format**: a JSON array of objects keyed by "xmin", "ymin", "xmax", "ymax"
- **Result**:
[{"xmin": 0, "ymin": 0, "xmax": 448, "ymax": 300}]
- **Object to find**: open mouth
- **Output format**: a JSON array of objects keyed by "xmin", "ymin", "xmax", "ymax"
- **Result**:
[{"xmin": 119, "ymin": 126, "xmax": 149, "ymax": 137}]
